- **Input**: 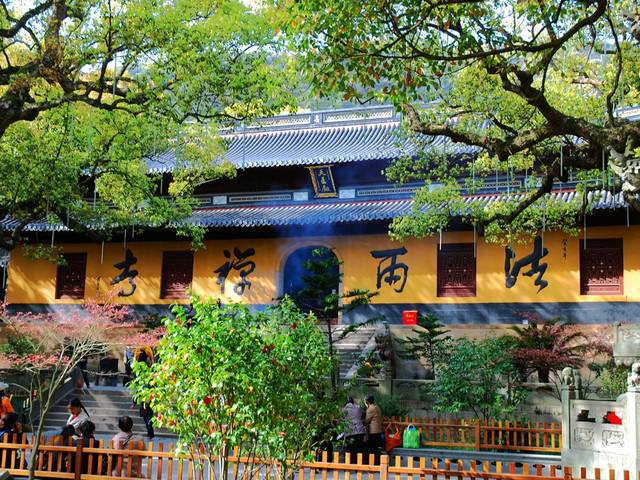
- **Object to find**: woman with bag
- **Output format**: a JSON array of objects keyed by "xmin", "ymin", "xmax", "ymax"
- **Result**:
[
  {"xmin": 341, "ymin": 397, "xmax": 365, "ymax": 462},
  {"xmin": 363, "ymin": 395, "xmax": 383, "ymax": 464}
]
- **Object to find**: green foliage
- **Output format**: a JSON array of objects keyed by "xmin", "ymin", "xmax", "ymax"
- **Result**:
[
  {"xmin": 598, "ymin": 364, "xmax": 628, "ymax": 399},
  {"xmin": 396, "ymin": 313, "xmax": 451, "ymax": 378},
  {"xmin": 284, "ymin": 0, "xmax": 640, "ymax": 243},
  {"xmin": 0, "ymin": 0, "xmax": 297, "ymax": 249},
  {"xmin": 22, "ymin": 244, "xmax": 65, "ymax": 265},
  {"xmin": 131, "ymin": 297, "xmax": 337, "ymax": 478},
  {"xmin": 0, "ymin": 331, "xmax": 37, "ymax": 356},
  {"xmin": 287, "ymin": 247, "xmax": 380, "ymax": 390},
  {"xmin": 354, "ymin": 350, "xmax": 383, "ymax": 378},
  {"xmin": 373, "ymin": 393, "xmax": 410, "ymax": 419},
  {"xmin": 427, "ymin": 337, "xmax": 527, "ymax": 421}
]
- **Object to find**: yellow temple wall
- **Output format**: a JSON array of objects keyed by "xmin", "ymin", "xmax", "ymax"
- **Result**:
[{"xmin": 6, "ymin": 225, "xmax": 639, "ymax": 307}]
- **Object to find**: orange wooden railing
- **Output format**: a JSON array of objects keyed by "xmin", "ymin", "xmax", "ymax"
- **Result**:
[
  {"xmin": 0, "ymin": 433, "xmax": 636, "ymax": 480},
  {"xmin": 385, "ymin": 416, "xmax": 562, "ymax": 453}
]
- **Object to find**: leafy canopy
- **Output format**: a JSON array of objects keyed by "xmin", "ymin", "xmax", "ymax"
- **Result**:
[
  {"xmin": 284, "ymin": 0, "xmax": 640, "ymax": 243},
  {"xmin": 0, "ymin": 0, "xmax": 296, "ymax": 250}
]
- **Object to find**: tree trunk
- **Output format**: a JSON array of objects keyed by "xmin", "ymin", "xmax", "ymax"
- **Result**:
[
  {"xmin": 325, "ymin": 318, "xmax": 339, "ymax": 392},
  {"xmin": 218, "ymin": 447, "xmax": 228, "ymax": 480},
  {"xmin": 28, "ymin": 406, "xmax": 48, "ymax": 480},
  {"xmin": 537, "ymin": 367, "xmax": 550, "ymax": 383}
]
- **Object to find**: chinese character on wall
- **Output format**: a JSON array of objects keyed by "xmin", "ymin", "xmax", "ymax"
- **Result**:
[
  {"xmin": 214, "ymin": 247, "xmax": 256, "ymax": 296},
  {"xmin": 504, "ymin": 236, "xmax": 549, "ymax": 292},
  {"xmin": 370, "ymin": 247, "xmax": 409, "ymax": 293},
  {"xmin": 111, "ymin": 248, "xmax": 138, "ymax": 297}
]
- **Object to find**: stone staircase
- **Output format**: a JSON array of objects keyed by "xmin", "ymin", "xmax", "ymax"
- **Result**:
[
  {"xmin": 39, "ymin": 326, "xmax": 376, "ymax": 437},
  {"xmin": 41, "ymin": 386, "xmax": 174, "ymax": 438},
  {"xmin": 324, "ymin": 326, "xmax": 377, "ymax": 379}
]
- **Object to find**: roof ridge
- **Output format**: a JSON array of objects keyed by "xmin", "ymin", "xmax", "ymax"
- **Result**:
[{"xmin": 196, "ymin": 197, "xmax": 413, "ymax": 212}]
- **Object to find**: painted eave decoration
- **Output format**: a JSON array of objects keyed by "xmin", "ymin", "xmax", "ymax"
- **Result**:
[{"xmin": 0, "ymin": 189, "xmax": 629, "ymax": 232}]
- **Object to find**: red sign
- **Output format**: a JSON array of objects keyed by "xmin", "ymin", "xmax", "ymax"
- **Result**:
[{"xmin": 402, "ymin": 310, "xmax": 418, "ymax": 325}]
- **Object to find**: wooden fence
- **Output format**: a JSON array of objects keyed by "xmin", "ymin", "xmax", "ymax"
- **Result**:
[
  {"xmin": 384, "ymin": 417, "xmax": 562, "ymax": 453},
  {"xmin": 0, "ymin": 434, "xmax": 634, "ymax": 480}
]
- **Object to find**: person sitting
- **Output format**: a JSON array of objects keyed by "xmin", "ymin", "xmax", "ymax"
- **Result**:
[
  {"xmin": 77, "ymin": 421, "xmax": 100, "ymax": 474},
  {"xmin": 0, "ymin": 412, "xmax": 24, "ymax": 469},
  {"xmin": 66, "ymin": 398, "xmax": 90, "ymax": 436},
  {"xmin": 110, "ymin": 416, "xmax": 145, "ymax": 476},
  {"xmin": 48, "ymin": 425, "xmax": 76, "ymax": 472},
  {"xmin": 0, "ymin": 412, "xmax": 22, "ymax": 439}
]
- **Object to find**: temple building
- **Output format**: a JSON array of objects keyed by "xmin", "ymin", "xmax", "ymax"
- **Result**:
[{"xmin": 4, "ymin": 105, "xmax": 640, "ymax": 325}]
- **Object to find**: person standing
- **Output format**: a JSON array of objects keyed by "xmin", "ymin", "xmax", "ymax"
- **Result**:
[
  {"xmin": 342, "ymin": 397, "xmax": 366, "ymax": 462},
  {"xmin": 78, "ymin": 358, "xmax": 91, "ymax": 391},
  {"xmin": 364, "ymin": 395, "xmax": 383, "ymax": 464},
  {"xmin": 134, "ymin": 350, "xmax": 155, "ymax": 439},
  {"xmin": 0, "ymin": 383, "xmax": 14, "ymax": 417}
]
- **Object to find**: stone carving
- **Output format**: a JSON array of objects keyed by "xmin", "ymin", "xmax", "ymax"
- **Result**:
[
  {"xmin": 602, "ymin": 430, "xmax": 625, "ymax": 448},
  {"xmin": 621, "ymin": 329, "xmax": 640, "ymax": 340},
  {"xmin": 562, "ymin": 367, "xmax": 575, "ymax": 386},
  {"xmin": 628, "ymin": 362, "xmax": 640, "ymax": 388},
  {"xmin": 573, "ymin": 368, "xmax": 583, "ymax": 391},
  {"xmin": 613, "ymin": 324, "xmax": 640, "ymax": 366},
  {"xmin": 574, "ymin": 428, "xmax": 595, "ymax": 446}
]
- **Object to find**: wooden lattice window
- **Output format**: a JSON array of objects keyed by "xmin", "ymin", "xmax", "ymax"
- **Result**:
[
  {"xmin": 437, "ymin": 243, "xmax": 476, "ymax": 297},
  {"xmin": 580, "ymin": 239, "xmax": 623, "ymax": 295},
  {"xmin": 55, "ymin": 253, "xmax": 87, "ymax": 299},
  {"xmin": 160, "ymin": 251, "xmax": 194, "ymax": 299}
]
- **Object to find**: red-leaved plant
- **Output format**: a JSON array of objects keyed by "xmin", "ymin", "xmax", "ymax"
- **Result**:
[
  {"xmin": 0, "ymin": 290, "xmax": 161, "ymax": 480},
  {"xmin": 510, "ymin": 313, "xmax": 611, "ymax": 396}
]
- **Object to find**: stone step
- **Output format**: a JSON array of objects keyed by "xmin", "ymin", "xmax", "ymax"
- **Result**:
[{"xmin": 41, "ymin": 387, "xmax": 176, "ymax": 439}]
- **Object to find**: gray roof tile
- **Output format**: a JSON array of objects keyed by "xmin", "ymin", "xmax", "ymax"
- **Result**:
[
  {"xmin": 146, "ymin": 121, "xmax": 476, "ymax": 172},
  {"xmin": 1, "ymin": 189, "xmax": 627, "ymax": 232}
]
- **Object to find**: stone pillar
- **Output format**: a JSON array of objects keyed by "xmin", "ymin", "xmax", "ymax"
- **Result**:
[
  {"xmin": 562, "ymin": 363, "xmax": 640, "ymax": 473},
  {"xmin": 626, "ymin": 363, "xmax": 640, "ymax": 473},
  {"xmin": 561, "ymin": 367, "xmax": 578, "ymax": 453}
]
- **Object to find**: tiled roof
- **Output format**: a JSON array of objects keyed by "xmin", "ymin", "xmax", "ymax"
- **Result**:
[
  {"xmin": 4, "ymin": 189, "xmax": 623, "ymax": 232},
  {"xmin": 147, "ymin": 103, "xmax": 640, "ymax": 172},
  {"xmin": 185, "ymin": 189, "xmax": 628, "ymax": 227},
  {"xmin": 188, "ymin": 198, "xmax": 414, "ymax": 227},
  {"xmin": 146, "ymin": 106, "xmax": 476, "ymax": 172}
]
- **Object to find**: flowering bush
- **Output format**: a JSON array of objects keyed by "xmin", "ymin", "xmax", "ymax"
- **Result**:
[
  {"xmin": 131, "ymin": 297, "xmax": 337, "ymax": 480},
  {"xmin": 0, "ymin": 293, "xmax": 153, "ymax": 480}
]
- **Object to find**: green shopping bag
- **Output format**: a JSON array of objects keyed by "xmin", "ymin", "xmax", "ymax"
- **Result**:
[{"xmin": 402, "ymin": 424, "xmax": 420, "ymax": 448}]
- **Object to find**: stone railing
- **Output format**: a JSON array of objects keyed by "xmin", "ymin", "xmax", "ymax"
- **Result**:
[{"xmin": 561, "ymin": 364, "xmax": 640, "ymax": 473}]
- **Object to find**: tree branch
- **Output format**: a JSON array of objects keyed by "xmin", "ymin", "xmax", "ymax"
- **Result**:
[
  {"xmin": 0, "ymin": 0, "xmax": 52, "ymax": 38},
  {"xmin": 481, "ymin": 172, "xmax": 555, "ymax": 230}
]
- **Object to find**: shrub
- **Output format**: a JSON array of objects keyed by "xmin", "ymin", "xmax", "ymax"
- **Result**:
[
  {"xmin": 375, "ymin": 393, "xmax": 410, "ymax": 419},
  {"xmin": 132, "ymin": 297, "xmax": 337, "ymax": 480},
  {"xmin": 426, "ymin": 336, "xmax": 527, "ymax": 421},
  {"xmin": 598, "ymin": 365, "xmax": 628, "ymax": 399}
]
